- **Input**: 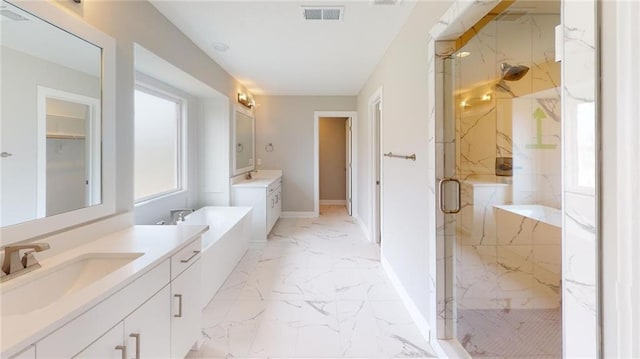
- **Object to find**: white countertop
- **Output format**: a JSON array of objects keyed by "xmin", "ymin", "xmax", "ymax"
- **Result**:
[
  {"xmin": 231, "ymin": 170, "xmax": 282, "ymax": 188},
  {"xmin": 232, "ymin": 177, "xmax": 281, "ymax": 188},
  {"xmin": 0, "ymin": 224, "xmax": 208, "ymax": 357}
]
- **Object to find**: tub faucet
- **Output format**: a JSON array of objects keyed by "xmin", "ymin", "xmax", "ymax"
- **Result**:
[
  {"xmin": 1, "ymin": 243, "xmax": 50, "ymax": 278},
  {"xmin": 170, "ymin": 209, "xmax": 194, "ymax": 224}
]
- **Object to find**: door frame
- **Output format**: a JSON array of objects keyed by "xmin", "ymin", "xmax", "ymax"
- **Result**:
[
  {"xmin": 313, "ymin": 111, "xmax": 357, "ymax": 217},
  {"xmin": 368, "ymin": 87, "xmax": 383, "ymax": 244},
  {"xmin": 36, "ymin": 86, "xmax": 101, "ymax": 218}
]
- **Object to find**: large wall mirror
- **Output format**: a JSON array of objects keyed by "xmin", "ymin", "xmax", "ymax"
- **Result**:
[
  {"xmin": 0, "ymin": 0, "xmax": 115, "ymax": 244},
  {"xmin": 232, "ymin": 106, "xmax": 255, "ymax": 176}
]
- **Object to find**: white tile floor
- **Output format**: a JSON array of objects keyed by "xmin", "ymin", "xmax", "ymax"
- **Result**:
[{"xmin": 187, "ymin": 206, "xmax": 437, "ymax": 359}]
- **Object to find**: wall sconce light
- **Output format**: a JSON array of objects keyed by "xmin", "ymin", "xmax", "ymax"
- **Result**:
[
  {"xmin": 237, "ymin": 92, "xmax": 255, "ymax": 109},
  {"xmin": 460, "ymin": 92, "xmax": 493, "ymax": 109}
]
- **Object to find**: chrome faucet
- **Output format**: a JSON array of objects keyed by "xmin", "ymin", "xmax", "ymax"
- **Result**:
[
  {"xmin": 1, "ymin": 243, "xmax": 50, "ymax": 279},
  {"xmin": 170, "ymin": 209, "xmax": 194, "ymax": 224}
]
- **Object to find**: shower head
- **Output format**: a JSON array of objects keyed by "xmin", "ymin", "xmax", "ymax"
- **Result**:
[
  {"xmin": 500, "ymin": 63, "xmax": 529, "ymax": 81},
  {"xmin": 494, "ymin": 79, "xmax": 516, "ymax": 97},
  {"xmin": 494, "ymin": 80, "xmax": 511, "ymax": 92}
]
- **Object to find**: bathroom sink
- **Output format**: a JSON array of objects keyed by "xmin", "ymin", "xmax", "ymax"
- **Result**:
[{"xmin": 0, "ymin": 252, "xmax": 143, "ymax": 316}]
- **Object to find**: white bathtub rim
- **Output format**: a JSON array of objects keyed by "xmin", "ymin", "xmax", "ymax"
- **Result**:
[{"xmin": 182, "ymin": 206, "xmax": 253, "ymax": 250}]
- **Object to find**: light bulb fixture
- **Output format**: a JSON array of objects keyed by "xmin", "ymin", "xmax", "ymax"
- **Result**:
[
  {"xmin": 237, "ymin": 92, "xmax": 255, "ymax": 109},
  {"xmin": 460, "ymin": 92, "xmax": 492, "ymax": 109}
]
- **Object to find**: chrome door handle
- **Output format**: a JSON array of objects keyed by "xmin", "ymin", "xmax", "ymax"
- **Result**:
[
  {"xmin": 130, "ymin": 333, "xmax": 140, "ymax": 359},
  {"xmin": 439, "ymin": 178, "xmax": 461, "ymax": 214},
  {"xmin": 174, "ymin": 294, "xmax": 183, "ymax": 317}
]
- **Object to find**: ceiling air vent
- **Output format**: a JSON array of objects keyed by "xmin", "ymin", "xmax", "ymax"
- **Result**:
[
  {"xmin": 302, "ymin": 6, "xmax": 344, "ymax": 21},
  {"xmin": 370, "ymin": 0, "xmax": 401, "ymax": 5}
]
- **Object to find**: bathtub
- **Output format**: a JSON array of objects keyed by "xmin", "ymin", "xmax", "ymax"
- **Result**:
[{"xmin": 180, "ymin": 206, "xmax": 252, "ymax": 310}]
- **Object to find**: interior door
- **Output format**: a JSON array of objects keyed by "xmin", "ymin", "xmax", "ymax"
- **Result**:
[
  {"xmin": 346, "ymin": 118, "xmax": 352, "ymax": 216},
  {"xmin": 374, "ymin": 102, "xmax": 382, "ymax": 244}
]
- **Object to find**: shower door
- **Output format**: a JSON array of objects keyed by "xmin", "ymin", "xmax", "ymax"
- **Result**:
[{"xmin": 435, "ymin": 10, "xmax": 564, "ymax": 355}]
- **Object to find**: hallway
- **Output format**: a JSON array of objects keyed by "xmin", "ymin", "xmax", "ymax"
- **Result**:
[{"xmin": 189, "ymin": 206, "xmax": 436, "ymax": 358}]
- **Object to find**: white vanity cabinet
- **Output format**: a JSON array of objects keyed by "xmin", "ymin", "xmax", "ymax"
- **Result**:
[
  {"xmin": 231, "ymin": 173, "xmax": 282, "ymax": 242},
  {"xmin": 76, "ymin": 285, "xmax": 171, "ymax": 359},
  {"xmin": 170, "ymin": 242, "xmax": 202, "ymax": 358},
  {"xmin": 74, "ymin": 322, "xmax": 125, "ymax": 359},
  {"xmin": 30, "ymin": 236, "xmax": 203, "ymax": 359},
  {"xmin": 267, "ymin": 181, "xmax": 282, "ymax": 232},
  {"xmin": 35, "ymin": 259, "xmax": 171, "ymax": 358},
  {"xmin": 124, "ymin": 285, "xmax": 171, "ymax": 358}
]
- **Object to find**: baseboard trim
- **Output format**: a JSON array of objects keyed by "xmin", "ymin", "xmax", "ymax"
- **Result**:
[
  {"xmin": 281, "ymin": 211, "xmax": 317, "ymax": 218},
  {"xmin": 354, "ymin": 216, "xmax": 371, "ymax": 243},
  {"xmin": 319, "ymin": 200, "xmax": 347, "ymax": 205},
  {"xmin": 381, "ymin": 256, "xmax": 432, "ymax": 345}
]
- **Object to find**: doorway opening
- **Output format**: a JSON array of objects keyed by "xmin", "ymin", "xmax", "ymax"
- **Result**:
[
  {"xmin": 319, "ymin": 116, "xmax": 349, "ymax": 211},
  {"xmin": 313, "ymin": 111, "xmax": 357, "ymax": 218}
]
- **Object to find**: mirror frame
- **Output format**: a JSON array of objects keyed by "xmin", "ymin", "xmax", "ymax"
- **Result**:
[
  {"xmin": 0, "ymin": 0, "xmax": 116, "ymax": 245},
  {"xmin": 232, "ymin": 105, "xmax": 255, "ymax": 176}
]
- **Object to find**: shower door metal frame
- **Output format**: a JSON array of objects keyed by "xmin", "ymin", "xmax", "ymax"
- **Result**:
[{"xmin": 435, "ymin": 50, "xmax": 460, "ymax": 343}]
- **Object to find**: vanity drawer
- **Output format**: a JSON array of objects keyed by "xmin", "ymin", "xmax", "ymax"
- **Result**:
[
  {"xmin": 171, "ymin": 237, "xmax": 201, "ymax": 280},
  {"xmin": 267, "ymin": 178, "xmax": 282, "ymax": 196}
]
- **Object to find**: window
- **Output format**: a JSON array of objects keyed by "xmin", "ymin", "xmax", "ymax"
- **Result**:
[{"xmin": 134, "ymin": 85, "xmax": 185, "ymax": 202}]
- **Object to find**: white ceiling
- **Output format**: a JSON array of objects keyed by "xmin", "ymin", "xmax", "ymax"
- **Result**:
[{"xmin": 149, "ymin": 1, "xmax": 417, "ymax": 96}]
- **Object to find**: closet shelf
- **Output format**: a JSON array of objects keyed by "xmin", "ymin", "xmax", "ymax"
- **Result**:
[{"xmin": 46, "ymin": 132, "xmax": 86, "ymax": 140}]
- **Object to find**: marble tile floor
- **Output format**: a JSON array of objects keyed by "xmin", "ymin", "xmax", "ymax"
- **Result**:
[
  {"xmin": 456, "ymin": 308, "xmax": 562, "ymax": 358},
  {"xmin": 187, "ymin": 206, "xmax": 437, "ymax": 359}
]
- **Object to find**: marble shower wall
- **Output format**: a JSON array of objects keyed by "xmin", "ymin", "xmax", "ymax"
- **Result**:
[
  {"xmin": 452, "ymin": 14, "xmax": 562, "ymax": 312},
  {"xmin": 454, "ymin": 14, "xmax": 561, "ymax": 204},
  {"xmin": 562, "ymin": 1, "xmax": 598, "ymax": 357},
  {"xmin": 512, "ymin": 90, "xmax": 562, "ymax": 208}
]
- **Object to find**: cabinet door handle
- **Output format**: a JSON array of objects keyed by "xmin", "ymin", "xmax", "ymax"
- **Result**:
[
  {"xmin": 180, "ymin": 250, "xmax": 200, "ymax": 263},
  {"xmin": 115, "ymin": 345, "xmax": 127, "ymax": 359},
  {"xmin": 130, "ymin": 333, "xmax": 140, "ymax": 359},
  {"xmin": 174, "ymin": 294, "xmax": 183, "ymax": 317}
]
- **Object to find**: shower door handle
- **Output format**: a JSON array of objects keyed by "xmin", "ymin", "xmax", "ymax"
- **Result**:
[{"xmin": 439, "ymin": 178, "xmax": 461, "ymax": 214}]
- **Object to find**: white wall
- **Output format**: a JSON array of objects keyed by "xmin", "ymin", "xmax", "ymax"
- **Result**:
[
  {"xmin": 55, "ymin": 0, "xmax": 252, "ymax": 217},
  {"xmin": 199, "ymin": 97, "xmax": 231, "ymax": 207},
  {"xmin": 254, "ymin": 96, "xmax": 356, "ymax": 213},
  {"xmin": 356, "ymin": 0, "xmax": 453, "ymax": 335}
]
